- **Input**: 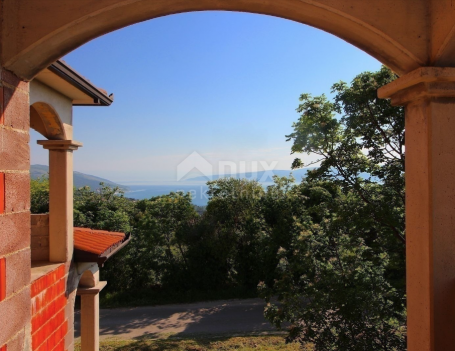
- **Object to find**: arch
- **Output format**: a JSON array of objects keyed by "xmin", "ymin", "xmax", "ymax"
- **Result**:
[
  {"xmin": 2, "ymin": 0, "xmax": 434, "ymax": 80},
  {"xmin": 30, "ymin": 102, "xmax": 67, "ymax": 140},
  {"xmin": 78, "ymin": 269, "xmax": 98, "ymax": 289},
  {"xmin": 66, "ymin": 262, "xmax": 100, "ymax": 297}
]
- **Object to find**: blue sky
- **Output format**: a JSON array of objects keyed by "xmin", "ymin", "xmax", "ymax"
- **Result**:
[{"xmin": 30, "ymin": 11, "xmax": 381, "ymax": 184}]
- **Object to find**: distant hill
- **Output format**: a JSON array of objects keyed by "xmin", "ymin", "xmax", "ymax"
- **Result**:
[
  {"xmin": 186, "ymin": 168, "xmax": 314, "ymax": 182},
  {"xmin": 30, "ymin": 164, "xmax": 126, "ymax": 191}
]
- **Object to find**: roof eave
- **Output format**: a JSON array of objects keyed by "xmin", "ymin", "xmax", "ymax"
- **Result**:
[
  {"xmin": 48, "ymin": 60, "xmax": 114, "ymax": 107},
  {"xmin": 74, "ymin": 233, "xmax": 131, "ymax": 268}
]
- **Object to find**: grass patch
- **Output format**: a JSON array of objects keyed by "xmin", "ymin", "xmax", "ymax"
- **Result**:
[
  {"xmin": 99, "ymin": 287, "xmax": 258, "ymax": 308},
  {"xmin": 76, "ymin": 336, "xmax": 313, "ymax": 351}
]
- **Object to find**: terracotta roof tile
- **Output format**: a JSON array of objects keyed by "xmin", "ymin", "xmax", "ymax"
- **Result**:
[{"xmin": 74, "ymin": 227, "xmax": 126, "ymax": 255}]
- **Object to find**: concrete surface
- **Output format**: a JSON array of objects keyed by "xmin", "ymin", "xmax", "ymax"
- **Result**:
[{"xmin": 75, "ymin": 298, "xmax": 277, "ymax": 340}]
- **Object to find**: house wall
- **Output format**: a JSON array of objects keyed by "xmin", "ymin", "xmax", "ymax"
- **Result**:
[
  {"xmin": 30, "ymin": 215, "xmax": 76, "ymax": 351},
  {"xmin": 0, "ymin": 69, "xmax": 32, "ymax": 350},
  {"xmin": 0, "ymin": 63, "xmax": 96, "ymax": 351},
  {"xmin": 30, "ymin": 264, "xmax": 69, "ymax": 351}
]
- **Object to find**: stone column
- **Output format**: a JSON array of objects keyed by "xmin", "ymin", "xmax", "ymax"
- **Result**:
[
  {"xmin": 37, "ymin": 140, "xmax": 82, "ymax": 262},
  {"xmin": 378, "ymin": 67, "xmax": 455, "ymax": 351},
  {"xmin": 77, "ymin": 281, "xmax": 107, "ymax": 351}
]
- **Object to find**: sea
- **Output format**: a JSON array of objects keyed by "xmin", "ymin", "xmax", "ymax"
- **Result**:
[
  {"xmin": 122, "ymin": 181, "xmax": 275, "ymax": 206},
  {"xmin": 123, "ymin": 183, "xmax": 210, "ymax": 206}
]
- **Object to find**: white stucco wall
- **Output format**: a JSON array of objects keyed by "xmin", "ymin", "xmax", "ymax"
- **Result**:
[{"xmin": 30, "ymin": 79, "xmax": 73, "ymax": 126}]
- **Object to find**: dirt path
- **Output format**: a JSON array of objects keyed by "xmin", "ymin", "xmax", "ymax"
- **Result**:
[{"xmin": 75, "ymin": 298, "xmax": 278, "ymax": 340}]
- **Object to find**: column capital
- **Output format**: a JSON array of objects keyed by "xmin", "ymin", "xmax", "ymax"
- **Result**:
[
  {"xmin": 77, "ymin": 281, "xmax": 107, "ymax": 296},
  {"xmin": 37, "ymin": 139, "xmax": 83, "ymax": 151},
  {"xmin": 378, "ymin": 67, "xmax": 455, "ymax": 106}
]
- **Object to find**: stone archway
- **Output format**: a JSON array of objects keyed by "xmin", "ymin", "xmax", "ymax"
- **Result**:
[
  {"xmin": 3, "ymin": 0, "xmax": 451, "ymax": 80},
  {"xmin": 3, "ymin": 2, "xmax": 455, "ymax": 350}
]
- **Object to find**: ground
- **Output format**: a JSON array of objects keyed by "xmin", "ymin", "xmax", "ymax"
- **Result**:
[
  {"xmin": 75, "ymin": 299, "xmax": 314, "ymax": 350},
  {"xmin": 75, "ymin": 336, "xmax": 312, "ymax": 351},
  {"xmin": 76, "ymin": 299, "xmax": 278, "ymax": 340}
]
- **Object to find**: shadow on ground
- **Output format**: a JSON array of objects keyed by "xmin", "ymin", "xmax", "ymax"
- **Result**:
[{"xmin": 74, "ymin": 299, "xmax": 278, "ymax": 340}]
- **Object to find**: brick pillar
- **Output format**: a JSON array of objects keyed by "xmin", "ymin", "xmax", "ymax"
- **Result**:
[{"xmin": 0, "ymin": 69, "xmax": 32, "ymax": 350}]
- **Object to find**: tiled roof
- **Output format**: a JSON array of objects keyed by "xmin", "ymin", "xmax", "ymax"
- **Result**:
[{"xmin": 74, "ymin": 227, "xmax": 126, "ymax": 255}]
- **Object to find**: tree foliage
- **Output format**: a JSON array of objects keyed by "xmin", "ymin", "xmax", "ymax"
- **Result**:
[
  {"xmin": 73, "ymin": 184, "xmax": 135, "ymax": 233},
  {"xmin": 260, "ymin": 67, "xmax": 406, "ymax": 350},
  {"xmin": 30, "ymin": 176, "xmax": 50, "ymax": 213},
  {"xmin": 287, "ymin": 66, "xmax": 404, "ymax": 245}
]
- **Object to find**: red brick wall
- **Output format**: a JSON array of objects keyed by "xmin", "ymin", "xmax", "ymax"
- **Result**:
[
  {"xmin": 0, "ymin": 68, "xmax": 31, "ymax": 351},
  {"xmin": 31, "ymin": 265, "xmax": 68, "ymax": 351}
]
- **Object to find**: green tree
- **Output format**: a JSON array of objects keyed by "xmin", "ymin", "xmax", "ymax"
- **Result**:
[
  {"xmin": 30, "ymin": 176, "xmax": 50, "ymax": 214},
  {"xmin": 73, "ymin": 184, "xmax": 138, "ymax": 291},
  {"xmin": 260, "ymin": 175, "xmax": 308, "ymax": 287},
  {"xmin": 181, "ymin": 178, "xmax": 266, "ymax": 291},
  {"xmin": 287, "ymin": 66, "xmax": 404, "ymax": 245},
  {"xmin": 73, "ymin": 184, "xmax": 135, "ymax": 233},
  {"xmin": 132, "ymin": 192, "xmax": 199, "ymax": 290},
  {"xmin": 260, "ymin": 67, "xmax": 406, "ymax": 350}
]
